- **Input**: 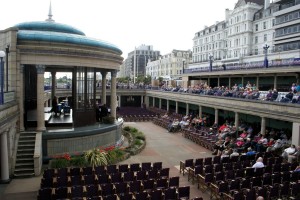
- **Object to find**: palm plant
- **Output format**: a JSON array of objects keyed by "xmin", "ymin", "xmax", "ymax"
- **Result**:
[{"xmin": 84, "ymin": 148, "xmax": 109, "ymax": 167}]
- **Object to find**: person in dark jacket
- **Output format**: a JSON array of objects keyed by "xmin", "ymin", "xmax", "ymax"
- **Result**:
[{"xmin": 50, "ymin": 96, "xmax": 58, "ymax": 116}]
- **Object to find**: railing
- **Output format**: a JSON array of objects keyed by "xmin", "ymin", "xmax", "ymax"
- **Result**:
[
  {"xmin": 3, "ymin": 91, "xmax": 15, "ymax": 104},
  {"xmin": 185, "ymin": 58, "xmax": 300, "ymax": 74}
]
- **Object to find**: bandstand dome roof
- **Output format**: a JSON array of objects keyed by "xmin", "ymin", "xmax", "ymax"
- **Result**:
[{"xmin": 13, "ymin": 21, "xmax": 122, "ymax": 54}]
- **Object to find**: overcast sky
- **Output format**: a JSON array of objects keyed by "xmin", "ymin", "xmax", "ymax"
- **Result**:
[{"xmin": 0, "ymin": 0, "xmax": 238, "ymax": 58}]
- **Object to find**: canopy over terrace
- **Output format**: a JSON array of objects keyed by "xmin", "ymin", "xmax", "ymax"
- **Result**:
[{"xmin": 2, "ymin": 15, "xmax": 123, "ymax": 130}]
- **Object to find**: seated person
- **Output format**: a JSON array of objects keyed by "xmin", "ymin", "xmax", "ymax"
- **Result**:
[
  {"xmin": 167, "ymin": 119, "xmax": 180, "ymax": 132},
  {"xmin": 266, "ymin": 138, "xmax": 283, "ymax": 152},
  {"xmin": 288, "ymin": 145, "xmax": 300, "ymax": 163},
  {"xmin": 281, "ymin": 144, "xmax": 296, "ymax": 160},
  {"xmin": 280, "ymin": 90, "xmax": 294, "ymax": 103},
  {"xmin": 246, "ymin": 147, "xmax": 256, "ymax": 156},
  {"xmin": 212, "ymin": 136, "xmax": 231, "ymax": 155},
  {"xmin": 252, "ymin": 157, "xmax": 265, "ymax": 168}
]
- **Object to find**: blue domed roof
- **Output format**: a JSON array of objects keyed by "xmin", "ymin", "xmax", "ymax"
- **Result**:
[
  {"xmin": 14, "ymin": 21, "xmax": 122, "ymax": 54},
  {"xmin": 14, "ymin": 21, "xmax": 85, "ymax": 36}
]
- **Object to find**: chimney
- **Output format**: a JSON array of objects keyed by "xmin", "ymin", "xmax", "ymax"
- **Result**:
[
  {"xmin": 264, "ymin": 0, "xmax": 270, "ymax": 9},
  {"xmin": 225, "ymin": 9, "xmax": 230, "ymax": 21}
]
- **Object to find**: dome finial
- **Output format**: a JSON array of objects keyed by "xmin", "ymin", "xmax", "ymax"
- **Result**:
[{"xmin": 46, "ymin": 0, "xmax": 55, "ymax": 22}]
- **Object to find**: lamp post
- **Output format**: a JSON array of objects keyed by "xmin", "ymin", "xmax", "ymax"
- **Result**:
[
  {"xmin": 0, "ymin": 51, "xmax": 5, "ymax": 105},
  {"xmin": 5, "ymin": 45, "xmax": 9, "ymax": 91},
  {"xmin": 263, "ymin": 43, "xmax": 269, "ymax": 68},
  {"xmin": 209, "ymin": 54, "xmax": 214, "ymax": 72},
  {"xmin": 182, "ymin": 58, "xmax": 185, "ymax": 74}
]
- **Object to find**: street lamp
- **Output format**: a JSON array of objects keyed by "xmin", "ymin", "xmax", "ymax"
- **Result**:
[
  {"xmin": 209, "ymin": 53, "xmax": 214, "ymax": 72},
  {"xmin": 263, "ymin": 43, "xmax": 270, "ymax": 68},
  {"xmin": 0, "ymin": 50, "xmax": 6, "ymax": 105},
  {"xmin": 182, "ymin": 58, "xmax": 185, "ymax": 74},
  {"xmin": 5, "ymin": 45, "xmax": 9, "ymax": 91}
]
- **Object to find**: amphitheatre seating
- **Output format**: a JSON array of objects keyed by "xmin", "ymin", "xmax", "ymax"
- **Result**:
[
  {"xmin": 38, "ymin": 162, "xmax": 201, "ymax": 200},
  {"xmin": 117, "ymin": 107, "xmax": 157, "ymax": 122},
  {"xmin": 180, "ymin": 154, "xmax": 300, "ymax": 199}
]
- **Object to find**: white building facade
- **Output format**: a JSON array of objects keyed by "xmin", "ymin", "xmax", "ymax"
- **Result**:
[
  {"xmin": 146, "ymin": 49, "xmax": 192, "ymax": 80},
  {"xmin": 189, "ymin": 0, "xmax": 294, "ymax": 70}
]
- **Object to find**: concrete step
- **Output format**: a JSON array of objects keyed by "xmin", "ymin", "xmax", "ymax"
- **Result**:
[
  {"xmin": 17, "ymin": 150, "xmax": 34, "ymax": 155},
  {"xmin": 18, "ymin": 140, "xmax": 35, "ymax": 144},
  {"xmin": 20, "ymin": 136, "xmax": 35, "ymax": 140},
  {"xmin": 14, "ymin": 169, "xmax": 35, "ymax": 178},
  {"xmin": 15, "ymin": 163, "xmax": 34, "ymax": 168},
  {"xmin": 20, "ymin": 132, "xmax": 36, "ymax": 137},
  {"xmin": 17, "ymin": 145, "xmax": 35, "ymax": 150},
  {"xmin": 15, "ymin": 157, "xmax": 34, "ymax": 162},
  {"xmin": 14, "ymin": 132, "xmax": 36, "ymax": 179}
]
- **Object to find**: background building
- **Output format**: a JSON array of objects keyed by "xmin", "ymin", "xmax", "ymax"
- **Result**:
[
  {"xmin": 146, "ymin": 49, "xmax": 192, "ymax": 81},
  {"xmin": 123, "ymin": 44, "xmax": 160, "ymax": 81},
  {"xmin": 190, "ymin": 0, "xmax": 291, "ymax": 69}
]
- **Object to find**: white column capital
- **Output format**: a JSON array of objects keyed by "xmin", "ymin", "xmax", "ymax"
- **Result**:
[
  {"xmin": 111, "ymin": 70, "xmax": 117, "ymax": 78},
  {"xmin": 36, "ymin": 65, "xmax": 45, "ymax": 74}
]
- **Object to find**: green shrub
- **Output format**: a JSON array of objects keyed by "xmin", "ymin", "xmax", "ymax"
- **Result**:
[
  {"xmin": 130, "ymin": 127, "xmax": 138, "ymax": 133},
  {"xmin": 70, "ymin": 155, "xmax": 87, "ymax": 167},
  {"xmin": 123, "ymin": 126, "xmax": 131, "ymax": 131},
  {"xmin": 134, "ymin": 139, "xmax": 143, "ymax": 146},
  {"xmin": 51, "ymin": 158, "xmax": 70, "ymax": 168},
  {"xmin": 102, "ymin": 116, "xmax": 115, "ymax": 124},
  {"xmin": 84, "ymin": 148, "xmax": 109, "ymax": 167}
]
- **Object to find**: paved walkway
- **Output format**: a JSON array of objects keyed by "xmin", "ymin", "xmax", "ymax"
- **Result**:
[{"xmin": 0, "ymin": 122, "xmax": 212, "ymax": 200}]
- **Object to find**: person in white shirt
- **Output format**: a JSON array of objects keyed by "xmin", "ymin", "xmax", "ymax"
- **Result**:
[
  {"xmin": 252, "ymin": 157, "xmax": 264, "ymax": 168},
  {"xmin": 282, "ymin": 144, "xmax": 296, "ymax": 160}
]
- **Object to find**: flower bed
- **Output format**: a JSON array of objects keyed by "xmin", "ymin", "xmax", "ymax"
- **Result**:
[{"xmin": 49, "ymin": 126, "xmax": 145, "ymax": 168}]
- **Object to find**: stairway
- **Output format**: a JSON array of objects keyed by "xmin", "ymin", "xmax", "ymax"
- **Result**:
[{"xmin": 14, "ymin": 132, "xmax": 36, "ymax": 178}]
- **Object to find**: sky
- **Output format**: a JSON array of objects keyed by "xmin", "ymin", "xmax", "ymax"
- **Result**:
[{"xmin": 0, "ymin": 0, "xmax": 238, "ymax": 59}]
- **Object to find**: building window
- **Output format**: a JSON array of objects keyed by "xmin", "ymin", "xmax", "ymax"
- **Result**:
[
  {"xmin": 255, "ymin": 36, "xmax": 258, "ymax": 44},
  {"xmin": 264, "ymin": 34, "xmax": 267, "ymax": 42},
  {"xmin": 255, "ymin": 24, "xmax": 258, "ymax": 31},
  {"xmin": 263, "ymin": 22, "xmax": 267, "ymax": 29}
]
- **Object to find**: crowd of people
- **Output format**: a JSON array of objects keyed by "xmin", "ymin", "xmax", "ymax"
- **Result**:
[
  {"xmin": 161, "ymin": 82, "xmax": 300, "ymax": 103},
  {"xmin": 165, "ymin": 109, "xmax": 299, "ymax": 164}
]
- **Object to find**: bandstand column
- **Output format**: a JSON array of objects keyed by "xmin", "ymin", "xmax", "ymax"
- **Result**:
[
  {"xmin": 51, "ymin": 71, "xmax": 56, "ymax": 104},
  {"xmin": 159, "ymin": 98, "xmax": 162, "ymax": 109},
  {"xmin": 296, "ymin": 74, "xmax": 299, "ymax": 85},
  {"xmin": 292, "ymin": 122, "xmax": 300, "ymax": 146},
  {"xmin": 228, "ymin": 77, "xmax": 231, "ymax": 88},
  {"xmin": 0, "ymin": 130, "xmax": 10, "ymax": 183},
  {"xmin": 118, "ymin": 95, "xmax": 122, "ymax": 108},
  {"xmin": 36, "ymin": 65, "xmax": 46, "ymax": 131},
  {"xmin": 175, "ymin": 101, "xmax": 178, "ymax": 114},
  {"xmin": 208, "ymin": 78, "xmax": 210, "ymax": 86},
  {"xmin": 145, "ymin": 96, "xmax": 149, "ymax": 108},
  {"xmin": 217, "ymin": 77, "xmax": 220, "ymax": 87},
  {"xmin": 152, "ymin": 97, "xmax": 155, "ymax": 107},
  {"xmin": 214, "ymin": 108, "xmax": 219, "ymax": 125},
  {"xmin": 261, "ymin": 117, "xmax": 266, "ymax": 135},
  {"xmin": 241, "ymin": 76, "xmax": 244, "ymax": 87},
  {"xmin": 101, "ymin": 71, "xmax": 107, "ymax": 105},
  {"xmin": 140, "ymin": 95, "xmax": 143, "ymax": 108},
  {"xmin": 274, "ymin": 75, "xmax": 277, "ymax": 90},
  {"xmin": 235, "ymin": 112, "xmax": 239, "ymax": 129},
  {"xmin": 19, "ymin": 65, "xmax": 25, "ymax": 131},
  {"xmin": 199, "ymin": 105, "xmax": 202, "ymax": 118},
  {"xmin": 256, "ymin": 76, "xmax": 260, "ymax": 90},
  {"xmin": 110, "ymin": 70, "xmax": 117, "ymax": 119},
  {"xmin": 167, "ymin": 100, "xmax": 169, "ymax": 112},
  {"xmin": 186, "ymin": 103, "xmax": 189, "ymax": 116}
]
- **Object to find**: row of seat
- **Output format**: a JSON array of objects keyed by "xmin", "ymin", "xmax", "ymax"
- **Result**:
[
  {"xmin": 43, "ymin": 162, "xmax": 163, "ymax": 179},
  {"xmin": 211, "ymin": 179, "xmax": 300, "ymax": 200},
  {"xmin": 182, "ymin": 128, "xmax": 217, "ymax": 151},
  {"xmin": 41, "ymin": 171, "xmax": 173, "ymax": 189},
  {"xmin": 121, "ymin": 114, "xmax": 157, "ymax": 122},
  {"xmin": 38, "ymin": 182, "xmax": 191, "ymax": 200}
]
